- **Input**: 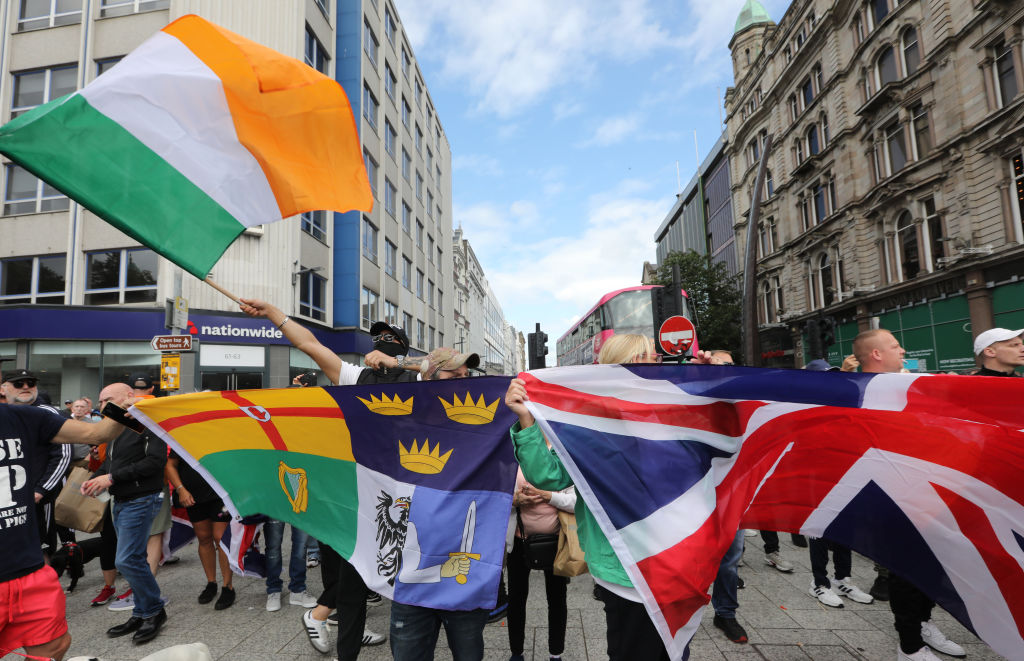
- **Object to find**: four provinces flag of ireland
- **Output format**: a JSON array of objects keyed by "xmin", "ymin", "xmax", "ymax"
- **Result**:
[{"xmin": 132, "ymin": 376, "xmax": 518, "ymax": 611}]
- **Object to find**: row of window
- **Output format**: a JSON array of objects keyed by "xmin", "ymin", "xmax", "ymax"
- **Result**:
[
  {"xmin": 860, "ymin": 27, "xmax": 920, "ymax": 102},
  {"xmin": 361, "ymin": 218, "xmax": 443, "ymax": 307},
  {"xmin": 18, "ymin": 0, "xmax": 168, "ymax": 31},
  {"xmin": 0, "ymin": 248, "xmax": 157, "ymax": 306},
  {"xmin": 360, "ymin": 286, "xmax": 443, "ymax": 350}
]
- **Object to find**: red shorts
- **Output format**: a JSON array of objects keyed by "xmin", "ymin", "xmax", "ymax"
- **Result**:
[{"xmin": 0, "ymin": 566, "xmax": 68, "ymax": 654}]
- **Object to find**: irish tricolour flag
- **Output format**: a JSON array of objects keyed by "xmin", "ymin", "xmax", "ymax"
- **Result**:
[{"xmin": 0, "ymin": 15, "xmax": 372, "ymax": 279}]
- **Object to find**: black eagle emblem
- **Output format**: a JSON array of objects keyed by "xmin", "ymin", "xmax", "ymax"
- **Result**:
[{"xmin": 375, "ymin": 491, "xmax": 410, "ymax": 585}]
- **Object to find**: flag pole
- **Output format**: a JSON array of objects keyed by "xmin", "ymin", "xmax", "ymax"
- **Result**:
[{"xmin": 203, "ymin": 276, "xmax": 240, "ymax": 304}]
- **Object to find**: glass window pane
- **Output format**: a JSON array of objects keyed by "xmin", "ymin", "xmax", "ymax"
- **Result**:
[
  {"xmin": 123, "ymin": 289, "xmax": 157, "ymax": 303},
  {"xmin": 13, "ymin": 71, "xmax": 45, "ymax": 108},
  {"xmin": 29, "ymin": 340, "xmax": 102, "ymax": 406},
  {"xmin": 20, "ymin": 0, "xmax": 50, "ymax": 19},
  {"xmin": 84, "ymin": 291, "xmax": 120, "ymax": 305},
  {"xmin": 126, "ymin": 249, "xmax": 157, "ymax": 287},
  {"xmin": 87, "ymin": 251, "xmax": 120, "ymax": 289},
  {"xmin": 1, "ymin": 259, "xmax": 33, "ymax": 296},
  {"xmin": 101, "ymin": 340, "xmax": 160, "ymax": 389},
  {"xmin": 7, "ymin": 166, "xmax": 38, "ymax": 201},
  {"xmin": 50, "ymin": 66, "xmax": 78, "ymax": 99},
  {"xmin": 879, "ymin": 47, "xmax": 897, "ymax": 85},
  {"xmin": 37, "ymin": 255, "xmax": 65, "ymax": 294}
]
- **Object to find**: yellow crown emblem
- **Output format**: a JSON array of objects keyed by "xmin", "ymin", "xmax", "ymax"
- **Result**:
[
  {"xmin": 438, "ymin": 393, "xmax": 499, "ymax": 425},
  {"xmin": 357, "ymin": 393, "xmax": 414, "ymax": 415},
  {"xmin": 398, "ymin": 439, "xmax": 452, "ymax": 474}
]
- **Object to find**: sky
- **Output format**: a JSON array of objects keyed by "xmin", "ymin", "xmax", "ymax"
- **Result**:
[{"xmin": 394, "ymin": 0, "xmax": 792, "ymax": 355}]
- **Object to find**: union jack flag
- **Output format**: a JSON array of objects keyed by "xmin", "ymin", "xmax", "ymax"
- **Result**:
[{"xmin": 521, "ymin": 364, "xmax": 1024, "ymax": 660}]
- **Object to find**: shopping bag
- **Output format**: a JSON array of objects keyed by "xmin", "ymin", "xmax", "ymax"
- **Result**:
[
  {"xmin": 54, "ymin": 466, "xmax": 106, "ymax": 533},
  {"xmin": 553, "ymin": 510, "xmax": 588, "ymax": 577}
]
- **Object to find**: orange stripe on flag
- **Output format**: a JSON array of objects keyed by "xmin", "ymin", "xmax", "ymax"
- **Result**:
[{"xmin": 162, "ymin": 15, "xmax": 373, "ymax": 218}]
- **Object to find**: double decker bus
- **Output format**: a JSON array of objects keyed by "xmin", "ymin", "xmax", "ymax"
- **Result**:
[{"xmin": 555, "ymin": 285, "xmax": 696, "ymax": 366}]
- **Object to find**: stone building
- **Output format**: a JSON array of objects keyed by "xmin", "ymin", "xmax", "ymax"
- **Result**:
[{"xmin": 726, "ymin": 0, "xmax": 1024, "ymax": 369}]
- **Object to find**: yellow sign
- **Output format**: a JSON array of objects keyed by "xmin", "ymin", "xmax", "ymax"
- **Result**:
[{"xmin": 161, "ymin": 353, "xmax": 181, "ymax": 390}]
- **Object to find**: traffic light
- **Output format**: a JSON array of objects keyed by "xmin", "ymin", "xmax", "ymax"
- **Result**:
[
  {"xmin": 820, "ymin": 316, "xmax": 837, "ymax": 348},
  {"xmin": 806, "ymin": 319, "xmax": 823, "ymax": 360},
  {"xmin": 527, "ymin": 324, "xmax": 547, "ymax": 370},
  {"xmin": 651, "ymin": 286, "xmax": 682, "ymax": 331}
]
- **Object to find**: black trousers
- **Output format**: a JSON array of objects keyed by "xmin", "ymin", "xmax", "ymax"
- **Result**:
[
  {"xmin": 594, "ymin": 584, "xmax": 670, "ymax": 661},
  {"xmin": 809, "ymin": 537, "xmax": 851, "ymax": 588},
  {"xmin": 507, "ymin": 536, "xmax": 568, "ymax": 656},
  {"xmin": 100, "ymin": 502, "xmax": 117, "ymax": 571},
  {"xmin": 317, "ymin": 542, "xmax": 369, "ymax": 661},
  {"xmin": 890, "ymin": 573, "xmax": 933, "ymax": 653}
]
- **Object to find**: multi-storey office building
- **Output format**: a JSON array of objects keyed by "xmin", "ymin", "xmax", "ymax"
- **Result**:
[
  {"xmin": 726, "ymin": 0, "xmax": 1024, "ymax": 369},
  {"xmin": 0, "ymin": 0, "xmax": 454, "ymax": 398}
]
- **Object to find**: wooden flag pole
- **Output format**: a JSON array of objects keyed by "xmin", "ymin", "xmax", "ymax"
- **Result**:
[{"xmin": 203, "ymin": 276, "xmax": 241, "ymax": 304}]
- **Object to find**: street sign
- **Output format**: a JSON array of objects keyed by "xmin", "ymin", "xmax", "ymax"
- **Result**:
[
  {"xmin": 172, "ymin": 296, "xmax": 189, "ymax": 330},
  {"xmin": 658, "ymin": 315, "xmax": 696, "ymax": 355},
  {"xmin": 151, "ymin": 335, "xmax": 193, "ymax": 352},
  {"xmin": 161, "ymin": 353, "xmax": 181, "ymax": 390}
]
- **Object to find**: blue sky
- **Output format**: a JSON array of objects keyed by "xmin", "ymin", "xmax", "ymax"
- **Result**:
[{"xmin": 395, "ymin": 0, "xmax": 791, "ymax": 352}]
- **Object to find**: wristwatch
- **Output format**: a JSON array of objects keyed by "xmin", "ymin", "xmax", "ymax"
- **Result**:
[{"xmin": 396, "ymin": 355, "xmax": 407, "ymax": 368}]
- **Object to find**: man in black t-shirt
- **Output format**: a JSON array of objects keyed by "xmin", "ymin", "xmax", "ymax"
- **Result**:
[{"xmin": 0, "ymin": 368, "xmax": 131, "ymax": 661}]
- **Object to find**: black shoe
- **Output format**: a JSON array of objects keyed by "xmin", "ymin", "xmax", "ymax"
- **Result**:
[
  {"xmin": 487, "ymin": 602, "xmax": 508, "ymax": 623},
  {"xmin": 737, "ymin": 576, "xmax": 745, "ymax": 589},
  {"xmin": 198, "ymin": 582, "xmax": 218, "ymax": 604},
  {"xmin": 132, "ymin": 608, "xmax": 167, "ymax": 644},
  {"xmin": 713, "ymin": 615, "xmax": 748, "ymax": 643},
  {"xmin": 790, "ymin": 534, "xmax": 808, "ymax": 547},
  {"xmin": 107, "ymin": 616, "xmax": 144, "ymax": 638},
  {"xmin": 214, "ymin": 586, "xmax": 235, "ymax": 610},
  {"xmin": 366, "ymin": 590, "xmax": 382, "ymax": 604},
  {"xmin": 869, "ymin": 575, "xmax": 889, "ymax": 601}
]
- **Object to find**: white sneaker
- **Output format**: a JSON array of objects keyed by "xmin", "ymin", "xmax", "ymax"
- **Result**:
[
  {"xmin": 765, "ymin": 551, "xmax": 794, "ymax": 572},
  {"xmin": 834, "ymin": 578, "xmax": 873, "ymax": 604},
  {"xmin": 809, "ymin": 584, "xmax": 843, "ymax": 608},
  {"xmin": 743, "ymin": 529, "xmax": 758, "ymax": 537},
  {"xmin": 361, "ymin": 627, "xmax": 385, "ymax": 646},
  {"xmin": 921, "ymin": 620, "xmax": 966, "ymax": 657},
  {"xmin": 897, "ymin": 645, "xmax": 942, "ymax": 661},
  {"xmin": 266, "ymin": 592, "xmax": 282, "ymax": 612},
  {"xmin": 302, "ymin": 609, "xmax": 331, "ymax": 653},
  {"xmin": 289, "ymin": 591, "xmax": 318, "ymax": 608}
]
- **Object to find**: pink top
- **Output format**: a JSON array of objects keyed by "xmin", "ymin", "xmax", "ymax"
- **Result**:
[{"xmin": 515, "ymin": 468, "xmax": 575, "ymax": 536}]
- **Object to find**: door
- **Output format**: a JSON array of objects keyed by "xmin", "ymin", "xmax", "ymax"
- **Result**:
[{"xmin": 200, "ymin": 370, "xmax": 263, "ymax": 391}]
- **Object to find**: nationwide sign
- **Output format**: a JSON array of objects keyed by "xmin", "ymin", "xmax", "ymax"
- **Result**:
[
  {"xmin": 151, "ymin": 334, "xmax": 193, "ymax": 352},
  {"xmin": 187, "ymin": 320, "xmax": 284, "ymax": 340}
]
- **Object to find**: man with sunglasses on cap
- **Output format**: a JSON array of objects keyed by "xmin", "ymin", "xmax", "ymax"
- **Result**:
[{"xmin": 972, "ymin": 327, "xmax": 1023, "ymax": 376}]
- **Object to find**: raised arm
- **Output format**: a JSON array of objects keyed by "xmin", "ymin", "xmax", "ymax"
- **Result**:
[{"xmin": 239, "ymin": 298, "xmax": 343, "ymax": 385}]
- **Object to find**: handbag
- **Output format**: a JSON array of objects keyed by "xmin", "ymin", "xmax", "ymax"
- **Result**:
[
  {"xmin": 54, "ymin": 466, "xmax": 107, "ymax": 533},
  {"xmin": 553, "ymin": 510, "xmax": 588, "ymax": 577},
  {"xmin": 516, "ymin": 508, "xmax": 558, "ymax": 570}
]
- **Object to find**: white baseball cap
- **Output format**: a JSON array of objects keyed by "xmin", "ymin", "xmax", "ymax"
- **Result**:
[{"xmin": 973, "ymin": 328, "xmax": 1024, "ymax": 355}]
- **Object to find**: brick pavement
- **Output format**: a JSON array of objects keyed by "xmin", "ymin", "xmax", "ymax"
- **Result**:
[{"xmin": 10, "ymin": 533, "xmax": 1006, "ymax": 661}]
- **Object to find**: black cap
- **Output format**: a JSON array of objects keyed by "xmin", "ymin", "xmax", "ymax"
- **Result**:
[
  {"xmin": 130, "ymin": 373, "xmax": 155, "ymax": 389},
  {"xmin": 369, "ymin": 321, "xmax": 410, "ymax": 352},
  {"xmin": 2, "ymin": 368, "xmax": 38, "ymax": 384}
]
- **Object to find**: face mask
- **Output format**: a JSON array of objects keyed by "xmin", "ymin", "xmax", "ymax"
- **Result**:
[{"xmin": 374, "ymin": 341, "xmax": 405, "ymax": 357}]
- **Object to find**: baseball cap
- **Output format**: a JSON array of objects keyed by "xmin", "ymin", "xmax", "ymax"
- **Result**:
[
  {"xmin": 2, "ymin": 368, "xmax": 38, "ymax": 384},
  {"xmin": 804, "ymin": 359, "xmax": 839, "ymax": 372},
  {"xmin": 973, "ymin": 328, "xmax": 1024, "ymax": 355},
  {"xmin": 130, "ymin": 373, "xmax": 155, "ymax": 389},
  {"xmin": 369, "ymin": 321, "xmax": 410, "ymax": 352},
  {"xmin": 421, "ymin": 347, "xmax": 480, "ymax": 379}
]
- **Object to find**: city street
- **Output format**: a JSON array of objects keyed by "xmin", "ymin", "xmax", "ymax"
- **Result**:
[{"xmin": 36, "ymin": 533, "xmax": 1006, "ymax": 661}]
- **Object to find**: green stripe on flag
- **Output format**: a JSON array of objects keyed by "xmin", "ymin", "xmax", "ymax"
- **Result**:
[
  {"xmin": 0, "ymin": 94, "xmax": 245, "ymax": 279},
  {"xmin": 202, "ymin": 450, "xmax": 360, "ymax": 556}
]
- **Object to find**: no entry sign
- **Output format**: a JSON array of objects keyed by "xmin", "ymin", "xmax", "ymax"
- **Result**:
[{"xmin": 658, "ymin": 315, "xmax": 696, "ymax": 355}]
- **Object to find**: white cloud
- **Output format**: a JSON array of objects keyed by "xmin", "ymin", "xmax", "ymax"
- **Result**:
[
  {"xmin": 579, "ymin": 114, "xmax": 642, "ymax": 147},
  {"xmin": 453, "ymin": 153, "xmax": 504, "ymax": 176},
  {"xmin": 553, "ymin": 99, "xmax": 584, "ymax": 121}
]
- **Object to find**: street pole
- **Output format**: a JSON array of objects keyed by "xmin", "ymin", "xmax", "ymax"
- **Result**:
[{"xmin": 741, "ymin": 133, "xmax": 773, "ymax": 368}]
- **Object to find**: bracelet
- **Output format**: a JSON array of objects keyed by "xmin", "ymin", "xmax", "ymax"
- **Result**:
[{"xmin": 277, "ymin": 316, "xmax": 291, "ymax": 329}]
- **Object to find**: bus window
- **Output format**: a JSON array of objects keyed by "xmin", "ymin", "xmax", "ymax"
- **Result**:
[{"xmin": 605, "ymin": 290, "xmax": 655, "ymax": 337}]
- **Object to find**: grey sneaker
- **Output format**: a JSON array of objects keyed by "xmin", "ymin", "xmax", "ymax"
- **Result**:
[
  {"xmin": 107, "ymin": 589, "xmax": 134, "ymax": 612},
  {"xmin": 764, "ymin": 551, "xmax": 794, "ymax": 572},
  {"xmin": 361, "ymin": 627, "xmax": 385, "ymax": 646},
  {"xmin": 302, "ymin": 609, "xmax": 331, "ymax": 653}
]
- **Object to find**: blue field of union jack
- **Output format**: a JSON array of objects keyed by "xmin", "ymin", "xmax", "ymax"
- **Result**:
[{"xmin": 521, "ymin": 364, "xmax": 1024, "ymax": 661}]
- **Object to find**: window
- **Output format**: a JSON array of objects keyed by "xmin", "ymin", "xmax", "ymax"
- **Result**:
[
  {"xmin": 402, "ymin": 256, "xmax": 412, "ymax": 289},
  {"xmin": 363, "ymin": 84, "xmax": 379, "ymax": 130},
  {"xmin": 426, "ymin": 147, "xmax": 433, "ymax": 175},
  {"xmin": 436, "ymin": 165, "xmax": 442, "ymax": 187},
  {"xmin": 84, "ymin": 248, "xmax": 157, "ymax": 305},
  {"xmin": 384, "ymin": 300, "xmax": 398, "ymax": 326},
  {"xmin": 402, "ymin": 202, "xmax": 412, "ymax": 233},
  {"xmin": 99, "ymin": 0, "xmax": 168, "ymax": 18},
  {"xmin": 821, "ymin": 114, "xmax": 830, "ymax": 146},
  {"xmin": 854, "ymin": 16, "xmax": 864, "ymax": 44},
  {"xmin": 902, "ymin": 27, "xmax": 919, "ymax": 76},
  {"xmin": 428, "ymin": 279, "xmax": 434, "ymax": 307},
  {"xmin": 403, "ymin": 312, "xmax": 413, "ymax": 334},
  {"xmin": 795, "ymin": 137, "xmax": 805, "ymax": 164},
  {"xmin": 789, "ymin": 95, "xmax": 799, "ymax": 122},
  {"xmin": 415, "ymin": 79, "xmax": 422, "ymax": 106},
  {"xmin": 306, "ymin": 26, "xmax": 329, "ymax": 74},
  {"xmin": 759, "ymin": 217, "xmax": 777, "ymax": 256},
  {"xmin": 11, "ymin": 65, "xmax": 77, "ymax": 118},
  {"xmin": 428, "ymin": 326, "xmax": 435, "ymax": 348},
  {"xmin": 384, "ymin": 178, "xmax": 397, "ymax": 217},
  {"xmin": 385, "ymin": 240, "xmax": 397, "ymax": 277},
  {"xmin": 96, "ymin": 57, "xmax": 123, "ymax": 77},
  {"xmin": 813, "ymin": 65, "xmax": 823, "ymax": 94},
  {"xmin": 402, "ymin": 97, "xmax": 411, "ymax": 129},
  {"xmin": 872, "ymin": 0, "xmax": 889, "ymax": 26},
  {"xmin": 877, "ymin": 46, "xmax": 898, "ymax": 86},
  {"xmin": 896, "ymin": 211, "xmax": 919, "ymax": 280},
  {"xmin": 437, "ymin": 289, "xmax": 443, "ymax": 313},
  {"xmin": 363, "ymin": 150, "xmax": 378, "ymax": 190},
  {"xmin": 885, "ymin": 121, "xmax": 907, "ymax": 174},
  {"xmin": 402, "ymin": 148, "xmax": 412, "ymax": 181},
  {"xmin": 427, "ymin": 235, "xmax": 434, "ymax": 261},
  {"xmin": 416, "ymin": 220, "xmax": 424, "ymax": 248},
  {"xmin": 3, "ymin": 165, "xmax": 68, "ymax": 215},
  {"xmin": 922, "ymin": 197, "xmax": 944, "ymax": 270},
  {"xmin": 815, "ymin": 253, "xmax": 834, "ymax": 307},
  {"xmin": 19, "ymin": 0, "xmax": 82, "ymax": 29},
  {"xmin": 807, "ymin": 125, "xmax": 820, "ymax": 156},
  {"xmin": 427, "ymin": 192, "xmax": 434, "ymax": 218},
  {"xmin": 362, "ymin": 218, "xmax": 378, "ymax": 262},
  {"xmin": 813, "ymin": 183, "xmax": 826, "ymax": 223},
  {"xmin": 416, "ymin": 269, "xmax": 424, "ymax": 299},
  {"xmin": 416, "ymin": 320, "xmax": 425, "ymax": 348},
  {"xmin": 0, "ymin": 254, "xmax": 65, "ymax": 304},
  {"xmin": 802, "ymin": 77, "xmax": 815, "ymax": 108},
  {"xmin": 384, "ymin": 120, "xmax": 397, "ymax": 158},
  {"xmin": 436, "ymin": 205, "xmax": 443, "ymax": 223},
  {"xmin": 301, "ymin": 210, "xmax": 327, "ymax": 242},
  {"xmin": 401, "ymin": 47, "xmax": 410, "ymax": 78},
  {"xmin": 385, "ymin": 63, "xmax": 396, "ymax": 100},
  {"xmin": 384, "ymin": 9, "xmax": 397, "ymax": 46},
  {"xmin": 415, "ymin": 172, "xmax": 423, "ymax": 200},
  {"xmin": 910, "ymin": 103, "xmax": 931, "ymax": 159},
  {"xmin": 760, "ymin": 281, "xmax": 774, "ymax": 324},
  {"xmin": 765, "ymin": 169, "xmax": 775, "ymax": 198},
  {"xmin": 1012, "ymin": 151, "xmax": 1024, "ymax": 241},
  {"xmin": 360, "ymin": 287, "xmax": 379, "ymax": 328},
  {"xmin": 437, "ymin": 246, "xmax": 443, "ymax": 267},
  {"xmin": 436, "ymin": 126, "xmax": 441, "ymax": 149},
  {"xmin": 415, "ymin": 125, "xmax": 423, "ymax": 153},
  {"xmin": 300, "ymin": 270, "xmax": 327, "ymax": 321},
  {"xmin": 994, "ymin": 40, "xmax": 1019, "ymax": 108}
]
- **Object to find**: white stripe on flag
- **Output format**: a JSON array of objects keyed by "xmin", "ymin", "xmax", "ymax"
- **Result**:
[
  {"xmin": 81, "ymin": 31, "xmax": 280, "ymax": 228},
  {"xmin": 530, "ymin": 365, "xmax": 736, "ymax": 407},
  {"xmin": 861, "ymin": 372, "xmax": 922, "ymax": 412}
]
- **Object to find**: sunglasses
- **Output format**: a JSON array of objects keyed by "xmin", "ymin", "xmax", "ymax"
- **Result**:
[
  {"xmin": 9, "ymin": 379, "xmax": 36, "ymax": 389},
  {"xmin": 372, "ymin": 333, "xmax": 401, "ymax": 344}
]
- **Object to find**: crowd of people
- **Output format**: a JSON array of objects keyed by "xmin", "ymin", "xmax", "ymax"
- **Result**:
[{"xmin": 0, "ymin": 305, "xmax": 1020, "ymax": 661}]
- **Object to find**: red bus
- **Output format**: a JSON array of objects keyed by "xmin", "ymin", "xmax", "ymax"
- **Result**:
[{"xmin": 555, "ymin": 285, "xmax": 697, "ymax": 366}]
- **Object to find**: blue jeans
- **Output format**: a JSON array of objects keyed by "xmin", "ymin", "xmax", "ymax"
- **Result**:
[
  {"xmin": 711, "ymin": 530, "xmax": 745, "ymax": 618},
  {"xmin": 264, "ymin": 519, "xmax": 308, "ymax": 594},
  {"xmin": 390, "ymin": 602, "xmax": 489, "ymax": 661},
  {"xmin": 112, "ymin": 492, "xmax": 164, "ymax": 618}
]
